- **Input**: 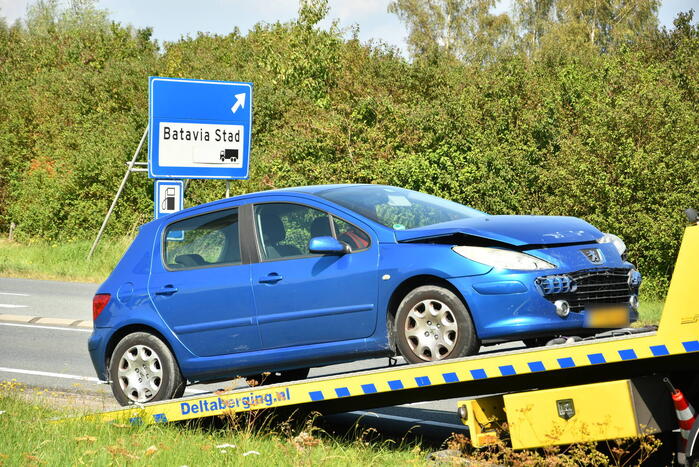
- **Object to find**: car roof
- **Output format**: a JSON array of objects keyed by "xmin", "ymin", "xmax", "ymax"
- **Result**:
[
  {"xmin": 149, "ymin": 183, "xmax": 380, "ymax": 225},
  {"xmin": 276, "ymin": 183, "xmax": 374, "ymax": 194},
  {"xmin": 230, "ymin": 183, "xmax": 376, "ymax": 199}
]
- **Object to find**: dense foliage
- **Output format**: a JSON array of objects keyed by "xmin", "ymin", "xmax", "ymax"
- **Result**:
[{"xmin": 0, "ymin": 1, "xmax": 697, "ymax": 296}]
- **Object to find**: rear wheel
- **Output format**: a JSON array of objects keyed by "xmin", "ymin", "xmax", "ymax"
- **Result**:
[
  {"xmin": 109, "ymin": 332, "xmax": 185, "ymax": 406},
  {"xmin": 395, "ymin": 285, "xmax": 478, "ymax": 364}
]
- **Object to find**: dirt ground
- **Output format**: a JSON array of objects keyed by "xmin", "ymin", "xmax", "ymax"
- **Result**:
[{"xmin": 1, "ymin": 382, "xmax": 120, "ymax": 414}]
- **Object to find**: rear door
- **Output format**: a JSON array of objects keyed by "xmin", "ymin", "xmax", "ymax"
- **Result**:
[
  {"xmin": 250, "ymin": 199, "xmax": 380, "ymax": 349},
  {"xmin": 148, "ymin": 206, "xmax": 260, "ymax": 357}
]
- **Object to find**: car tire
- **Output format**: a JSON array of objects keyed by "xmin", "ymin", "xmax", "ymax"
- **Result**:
[
  {"xmin": 109, "ymin": 332, "xmax": 185, "ymax": 406},
  {"xmin": 395, "ymin": 285, "xmax": 478, "ymax": 364},
  {"xmin": 246, "ymin": 367, "xmax": 310, "ymax": 387}
]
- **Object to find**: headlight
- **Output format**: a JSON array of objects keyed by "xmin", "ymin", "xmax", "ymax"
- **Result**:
[
  {"xmin": 452, "ymin": 246, "xmax": 556, "ymax": 271},
  {"xmin": 597, "ymin": 233, "xmax": 626, "ymax": 255}
]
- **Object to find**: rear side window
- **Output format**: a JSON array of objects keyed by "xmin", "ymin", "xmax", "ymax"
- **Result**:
[{"xmin": 164, "ymin": 208, "xmax": 241, "ymax": 270}]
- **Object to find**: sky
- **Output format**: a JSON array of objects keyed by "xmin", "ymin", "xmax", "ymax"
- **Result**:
[{"xmin": 0, "ymin": 0, "xmax": 697, "ymax": 52}]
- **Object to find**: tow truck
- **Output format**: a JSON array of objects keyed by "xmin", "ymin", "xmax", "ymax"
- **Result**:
[{"xmin": 85, "ymin": 216, "xmax": 699, "ymax": 463}]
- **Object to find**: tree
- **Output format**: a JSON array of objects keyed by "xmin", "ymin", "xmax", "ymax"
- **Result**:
[
  {"xmin": 388, "ymin": 0, "xmax": 512, "ymax": 63},
  {"xmin": 514, "ymin": 0, "xmax": 660, "ymax": 54}
]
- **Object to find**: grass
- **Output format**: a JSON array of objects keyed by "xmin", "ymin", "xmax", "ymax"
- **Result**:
[
  {"xmin": 0, "ymin": 381, "xmax": 667, "ymax": 466},
  {"xmin": 0, "ymin": 238, "xmax": 131, "ymax": 283},
  {"xmin": 0, "ymin": 382, "xmax": 426, "ymax": 466},
  {"xmin": 637, "ymin": 299, "xmax": 664, "ymax": 326}
]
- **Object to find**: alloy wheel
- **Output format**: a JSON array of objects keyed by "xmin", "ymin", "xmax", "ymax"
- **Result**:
[
  {"xmin": 117, "ymin": 344, "xmax": 163, "ymax": 403},
  {"xmin": 404, "ymin": 299, "xmax": 458, "ymax": 361}
]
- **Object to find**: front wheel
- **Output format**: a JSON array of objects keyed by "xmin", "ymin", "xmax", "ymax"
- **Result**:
[
  {"xmin": 395, "ymin": 285, "xmax": 478, "ymax": 364},
  {"xmin": 109, "ymin": 332, "xmax": 185, "ymax": 406}
]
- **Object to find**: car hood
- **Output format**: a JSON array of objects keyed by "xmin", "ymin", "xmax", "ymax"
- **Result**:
[{"xmin": 394, "ymin": 215, "xmax": 603, "ymax": 247}]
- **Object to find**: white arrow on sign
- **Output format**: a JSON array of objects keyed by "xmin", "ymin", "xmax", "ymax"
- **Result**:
[{"xmin": 230, "ymin": 93, "xmax": 246, "ymax": 114}]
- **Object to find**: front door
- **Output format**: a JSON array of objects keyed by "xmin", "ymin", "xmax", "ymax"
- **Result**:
[
  {"xmin": 250, "ymin": 201, "xmax": 379, "ymax": 349},
  {"xmin": 148, "ymin": 207, "xmax": 260, "ymax": 357}
]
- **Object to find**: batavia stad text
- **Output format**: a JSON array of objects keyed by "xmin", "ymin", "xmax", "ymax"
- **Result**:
[{"xmin": 162, "ymin": 126, "xmax": 240, "ymax": 142}]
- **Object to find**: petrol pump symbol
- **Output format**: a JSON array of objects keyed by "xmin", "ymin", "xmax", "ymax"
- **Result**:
[{"xmin": 162, "ymin": 187, "xmax": 176, "ymax": 212}]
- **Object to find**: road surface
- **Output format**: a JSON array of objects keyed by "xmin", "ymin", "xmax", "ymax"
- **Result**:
[{"xmin": 0, "ymin": 276, "xmax": 521, "ymax": 440}]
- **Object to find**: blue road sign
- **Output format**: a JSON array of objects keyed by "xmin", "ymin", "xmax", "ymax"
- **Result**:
[
  {"xmin": 148, "ymin": 77, "xmax": 252, "ymax": 180},
  {"xmin": 154, "ymin": 180, "xmax": 184, "ymax": 219}
]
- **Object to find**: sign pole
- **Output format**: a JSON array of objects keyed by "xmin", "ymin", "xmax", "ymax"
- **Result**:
[
  {"xmin": 87, "ymin": 126, "xmax": 148, "ymax": 260},
  {"xmin": 226, "ymin": 180, "xmax": 230, "ymax": 198}
]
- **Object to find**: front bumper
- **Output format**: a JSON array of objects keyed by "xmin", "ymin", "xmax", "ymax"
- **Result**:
[{"xmin": 449, "ymin": 266, "xmax": 640, "ymax": 341}]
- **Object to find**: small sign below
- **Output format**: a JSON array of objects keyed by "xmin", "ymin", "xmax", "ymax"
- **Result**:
[{"xmin": 155, "ymin": 180, "xmax": 184, "ymax": 219}]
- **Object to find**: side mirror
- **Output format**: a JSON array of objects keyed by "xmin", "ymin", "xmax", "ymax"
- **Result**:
[
  {"xmin": 686, "ymin": 208, "xmax": 698, "ymax": 224},
  {"xmin": 309, "ymin": 236, "xmax": 349, "ymax": 255}
]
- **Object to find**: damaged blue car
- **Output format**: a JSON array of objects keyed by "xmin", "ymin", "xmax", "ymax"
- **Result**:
[{"xmin": 88, "ymin": 184, "xmax": 640, "ymax": 405}]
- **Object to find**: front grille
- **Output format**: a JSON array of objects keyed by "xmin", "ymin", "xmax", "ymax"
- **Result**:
[{"xmin": 536, "ymin": 268, "xmax": 632, "ymax": 312}]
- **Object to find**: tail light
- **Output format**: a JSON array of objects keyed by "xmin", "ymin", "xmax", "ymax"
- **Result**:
[{"xmin": 93, "ymin": 294, "xmax": 111, "ymax": 321}]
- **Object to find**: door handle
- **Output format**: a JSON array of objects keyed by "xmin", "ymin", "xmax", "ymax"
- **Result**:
[
  {"xmin": 258, "ymin": 273, "xmax": 283, "ymax": 284},
  {"xmin": 155, "ymin": 285, "xmax": 178, "ymax": 296}
]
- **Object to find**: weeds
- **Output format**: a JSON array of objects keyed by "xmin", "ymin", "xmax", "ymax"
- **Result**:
[
  {"xmin": 0, "ymin": 386, "xmax": 425, "ymax": 466},
  {"xmin": 0, "ymin": 237, "xmax": 132, "ymax": 283},
  {"xmin": 444, "ymin": 421, "xmax": 663, "ymax": 466},
  {"xmin": 0, "ymin": 380, "xmax": 671, "ymax": 466}
]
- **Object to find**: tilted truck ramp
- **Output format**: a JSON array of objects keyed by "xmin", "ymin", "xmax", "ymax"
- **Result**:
[{"xmin": 84, "ymin": 224, "xmax": 699, "ymax": 426}]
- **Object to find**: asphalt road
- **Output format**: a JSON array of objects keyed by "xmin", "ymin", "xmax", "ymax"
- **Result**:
[
  {"xmin": 0, "ymin": 276, "xmax": 521, "ymax": 440},
  {"xmin": 0, "ymin": 277, "xmax": 97, "ymax": 321}
]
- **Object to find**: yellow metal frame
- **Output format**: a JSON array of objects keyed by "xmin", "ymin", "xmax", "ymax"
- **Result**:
[
  {"xmin": 459, "ymin": 377, "xmax": 673, "ymax": 449},
  {"xmin": 460, "ymin": 396, "xmax": 506, "ymax": 447},
  {"xmin": 86, "ymin": 225, "xmax": 699, "ymax": 426},
  {"xmin": 505, "ymin": 380, "xmax": 643, "ymax": 449}
]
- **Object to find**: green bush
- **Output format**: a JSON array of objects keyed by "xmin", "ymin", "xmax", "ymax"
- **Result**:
[{"xmin": 0, "ymin": 2, "xmax": 697, "ymax": 298}]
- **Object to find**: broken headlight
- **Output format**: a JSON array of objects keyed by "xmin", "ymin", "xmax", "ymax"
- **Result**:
[
  {"xmin": 452, "ymin": 246, "xmax": 556, "ymax": 271},
  {"xmin": 597, "ymin": 233, "xmax": 626, "ymax": 256}
]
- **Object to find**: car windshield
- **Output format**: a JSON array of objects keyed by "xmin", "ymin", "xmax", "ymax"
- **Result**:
[{"xmin": 316, "ymin": 185, "xmax": 487, "ymax": 230}]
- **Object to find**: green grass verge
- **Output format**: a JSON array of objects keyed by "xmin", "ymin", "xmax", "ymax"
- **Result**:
[
  {"xmin": 0, "ymin": 385, "xmax": 425, "ymax": 466},
  {"xmin": 637, "ymin": 299, "xmax": 664, "ymax": 327},
  {"xmin": 0, "ymin": 383, "xmax": 665, "ymax": 466},
  {"xmin": 0, "ymin": 238, "xmax": 131, "ymax": 283}
]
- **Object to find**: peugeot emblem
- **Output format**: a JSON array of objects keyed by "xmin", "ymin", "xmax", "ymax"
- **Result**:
[{"xmin": 581, "ymin": 248, "xmax": 604, "ymax": 264}]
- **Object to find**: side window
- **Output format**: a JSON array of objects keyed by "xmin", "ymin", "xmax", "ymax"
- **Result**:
[
  {"xmin": 164, "ymin": 208, "xmax": 241, "ymax": 270},
  {"xmin": 255, "ymin": 203, "xmax": 330, "ymax": 260},
  {"xmin": 333, "ymin": 216, "xmax": 371, "ymax": 252}
]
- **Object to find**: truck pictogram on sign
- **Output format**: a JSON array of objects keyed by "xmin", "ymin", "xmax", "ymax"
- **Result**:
[{"xmin": 220, "ymin": 149, "xmax": 239, "ymax": 162}]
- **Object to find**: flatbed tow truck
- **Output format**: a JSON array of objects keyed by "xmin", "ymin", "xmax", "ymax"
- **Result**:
[{"xmin": 86, "ymin": 221, "xmax": 699, "ymax": 463}]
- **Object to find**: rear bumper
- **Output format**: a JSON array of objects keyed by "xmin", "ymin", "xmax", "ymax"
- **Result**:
[{"xmin": 87, "ymin": 328, "xmax": 110, "ymax": 381}]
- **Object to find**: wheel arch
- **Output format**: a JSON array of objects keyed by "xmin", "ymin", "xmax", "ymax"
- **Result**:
[
  {"xmin": 386, "ymin": 274, "xmax": 474, "ymax": 349},
  {"xmin": 105, "ymin": 324, "xmax": 184, "ymax": 381}
]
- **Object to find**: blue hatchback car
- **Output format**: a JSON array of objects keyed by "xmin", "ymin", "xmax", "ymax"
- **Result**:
[{"xmin": 88, "ymin": 184, "xmax": 640, "ymax": 405}]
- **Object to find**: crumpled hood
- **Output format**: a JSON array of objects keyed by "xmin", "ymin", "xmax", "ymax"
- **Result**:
[{"xmin": 394, "ymin": 215, "xmax": 603, "ymax": 246}]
